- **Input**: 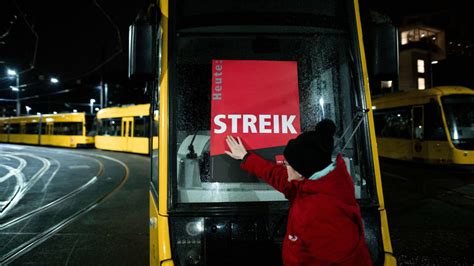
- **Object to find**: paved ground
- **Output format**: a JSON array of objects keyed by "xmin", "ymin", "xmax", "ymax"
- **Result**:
[
  {"xmin": 3, "ymin": 142, "xmax": 473, "ymax": 266},
  {"xmin": 380, "ymin": 159, "xmax": 474, "ymax": 266},
  {"xmin": 0, "ymin": 144, "xmax": 149, "ymax": 265}
]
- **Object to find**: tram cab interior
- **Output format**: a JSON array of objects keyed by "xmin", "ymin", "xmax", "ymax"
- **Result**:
[{"xmin": 167, "ymin": 10, "xmax": 386, "ymax": 264}]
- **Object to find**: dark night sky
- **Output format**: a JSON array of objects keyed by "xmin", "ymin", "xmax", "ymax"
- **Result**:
[
  {"xmin": 1, "ymin": 0, "xmax": 473, "ymax": 115},
  {"xmin": 0, "ymin": 0, "xmax": 149, "ymax": 115},
  {"xmin": 1, "ymin": 0, "xmax": 151, "ymax": 75},
  {"xmin": 367, "ymin": 0, "xmax": 474, "ymax": 89}
]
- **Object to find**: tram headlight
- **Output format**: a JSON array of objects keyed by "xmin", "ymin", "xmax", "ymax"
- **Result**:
[
  {"xmin": 170, "ymin": 217, "xmax": 204, "ymax": 266},
  {"xmin": 186, "ymin": 221, "xmax": 204, "ymax": 236}
]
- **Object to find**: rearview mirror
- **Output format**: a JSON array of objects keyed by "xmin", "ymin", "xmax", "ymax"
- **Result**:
[
  {"xmin": 128, "ymin": 8, "xmax": 160, "ymax": 82},
  {"xmin": 369, "ymin": 24, "xmax": 399, "ymax": 80}
]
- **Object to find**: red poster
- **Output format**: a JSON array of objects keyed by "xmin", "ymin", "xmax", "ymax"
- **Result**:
[{"xmin": 211, "ymin": 59, "xmax": 301, "ymax": 160}]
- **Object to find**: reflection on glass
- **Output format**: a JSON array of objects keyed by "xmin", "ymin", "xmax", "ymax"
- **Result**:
[
  {"xmin": 172, "ymin": 0, "xmax": 372, "ymax": 204},
  {"xmin": 442, "ymin": 95, "xmax": 474, "ymax": 150}
]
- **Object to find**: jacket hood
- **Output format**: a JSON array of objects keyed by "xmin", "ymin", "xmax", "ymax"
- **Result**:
[{"xmin": 298, "ymin": 154, "xmax": 357, "ymax": 206}]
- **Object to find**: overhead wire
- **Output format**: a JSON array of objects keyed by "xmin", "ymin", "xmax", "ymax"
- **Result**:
[{"xmin": 1, "ymin": 0, "xmax": 124, "ymax": 105}]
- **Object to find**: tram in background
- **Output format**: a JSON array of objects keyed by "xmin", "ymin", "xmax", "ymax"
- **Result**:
[
  {"xmin": 94, "ymin": 103, "xmax": 158, "ymax": 154},
  {"xmin": 373, "ymin": 86, "xmax": 474, "ymax": 169},
  {"xmin": 129, "ymin": 0, "xmax": 396, "ymax": 265},
  {"xmin": 0, "ymin": 112, "xmax": 94, "ymax": 148}
]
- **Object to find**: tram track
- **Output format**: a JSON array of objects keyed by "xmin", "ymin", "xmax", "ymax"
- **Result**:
[
  {"xmin": 0, "ymin": 151, "xmax": 130, "ymax": 265},
  {"xmin": 0, "ymin": 154, "xmax": 105, "ymax": 230}
]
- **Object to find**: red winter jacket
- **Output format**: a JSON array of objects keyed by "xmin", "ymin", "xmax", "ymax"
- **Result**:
[{"xmin": 241, "ymin": 153, "xmax": 372, "ymax": 266}]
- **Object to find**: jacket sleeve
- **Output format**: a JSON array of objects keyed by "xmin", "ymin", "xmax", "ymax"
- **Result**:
[{"xmin": 240, "ymin": 153, "xmax": 296, "ymax": 200}]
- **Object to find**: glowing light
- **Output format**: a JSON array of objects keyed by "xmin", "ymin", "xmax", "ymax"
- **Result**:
[{"xmin": 7, "ymin": 69, "xmax": 17, "ymax": 76}]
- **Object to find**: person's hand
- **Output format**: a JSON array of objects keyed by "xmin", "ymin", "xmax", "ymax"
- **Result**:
[{"xmin": 225, "ymin": 136, "xmax": 248, "ymax": 160}]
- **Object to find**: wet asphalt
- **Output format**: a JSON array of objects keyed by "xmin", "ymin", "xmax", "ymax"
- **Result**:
[
  {"xmin": 381, "ymin": 159, "xmax": 474, "ymax": 266},
  {"xmin": 2, "ymin": 143, "xmax": 474, "ymax": 266},
  {"xmin": 0, "ymin": 144, "xmax": 149, "ymax": 265}
]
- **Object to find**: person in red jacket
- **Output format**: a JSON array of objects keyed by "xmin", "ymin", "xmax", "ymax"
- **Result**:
[{"xmin": 225, "ymin": 119, "xmax": 372, "ymax": 266}]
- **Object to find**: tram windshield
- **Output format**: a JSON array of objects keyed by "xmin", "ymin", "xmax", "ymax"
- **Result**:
[
  {"xmin": 172, "ymin": 0, "xmax": 375, "ymax": 204},
  {"xmin": 442, "ymin": 95, "xmax": 474, "ymax": 150}
]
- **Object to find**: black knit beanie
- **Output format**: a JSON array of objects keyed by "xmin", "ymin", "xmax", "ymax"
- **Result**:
[{"xmin": 283, "ymin": 119, "xmax": 336, "ymax": 178}]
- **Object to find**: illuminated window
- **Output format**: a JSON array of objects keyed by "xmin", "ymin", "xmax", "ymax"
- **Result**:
[
  {"xmin": 381, "ymin": 80, "xmax": 393, "ymax": 88},
  {"xmin": 401, "ymin": 31, "xmax": 408, "ymax": 45},
  {"xmin": 418, "ymin": 78, "xmax": 425, "ymax": 90},
  {"xmin": 417, "ymin": 59, "xmax": 425, "ymax": 73},
  {"xmin": 420, "ymin": 30, "xmax": 427, "ymax": 38}
]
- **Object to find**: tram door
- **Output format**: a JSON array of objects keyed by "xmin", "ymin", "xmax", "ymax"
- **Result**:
[
  {"xmin": 412, "ymin": 106, "xmax": 426, "ymax": 161},
  {"xmin": 122, "ymin": 117, "xmax": 133, "ymax": 152},
  {"xmin": 43, "ymin": 123, "xmax": 54, "ymax": 146},
  {"xmin": 47, "ymin": 124, "xmax": 53, "ymax": 135}
]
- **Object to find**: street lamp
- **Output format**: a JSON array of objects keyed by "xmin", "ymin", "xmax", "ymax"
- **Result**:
[
  {"xmin": 25, "ymin": 106, "xmax": 31, "ymax": 115},
  {"xmin": 7, "ymin": 69, "xmax": 20, "ymax": 116},
  {"xmin": 90, "ymin": 98, "xmax": 96, "ymax": 114},
  {"xmin": 50, "ymin": 77, "xmax": 59, "ymax": 84}
]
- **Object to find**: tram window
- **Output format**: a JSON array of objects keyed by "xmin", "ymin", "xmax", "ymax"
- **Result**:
[
  {"xmin": 85, "ymin": 115, "xmax": 96, "ymax": 136},
  {"xmin": 442, "ymin": 95, "xmax": 474, "ymax": 149},
  {"xmin": 25, "ymin": 123, "xmax": 39, "ymax": 134},
  {"xmin": 9, "ymin": 123, "xmax": 20, "ymax": 134},
  {"xmin": 39, "ymin": 124, "xmax": 46, "ymax": 134},
  {"xmin": 97, "ymin": 118, "xmax": 122, "ymax": 136},
  {"xmin": 374, "ymin": 107, "xmax": 411, "ymax": 139},
  {"xmin": 153, "ymin": 123, "xmax": 158, "ymax": 136},
  {"xmin": 173, "ymin": 23, "xmax": 373, "ymax": 202},
  {"xmin": 134, "ymin": 116, "xmax": 150, "ymax": 137},
  {"xmin": 413, "ymin": 107, "xmax": 423, "ymax": 140},
  {"xmin": 424, "ymin": 101, "xmax": 446, "ymax": 140},
  {"xmin": 151, "ymin": 100, "xmax": 160, "ymax": 193},
  {"xmin": 373, "ymin": 112, "xmax": 386, "ymax": 137},
  {"xmin": 53, "ymin": 122, "xmax": 83, "ymax": 135}
]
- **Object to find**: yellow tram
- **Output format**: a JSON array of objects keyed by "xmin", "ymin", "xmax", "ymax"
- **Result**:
[
  {"xmin": 0, "ymin": 112, "xmax": 94, "ymax": 148},
  {"xmin": 373, "ymin": 86, "xmax": 474, "ymax": 168},
  {"xmin": 129, "ymin": 0, "xmax": 397, "ymax": 265},
  {"xmin": 94, "ymin": 103, "xmax": 157, "ymax": 154}
]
